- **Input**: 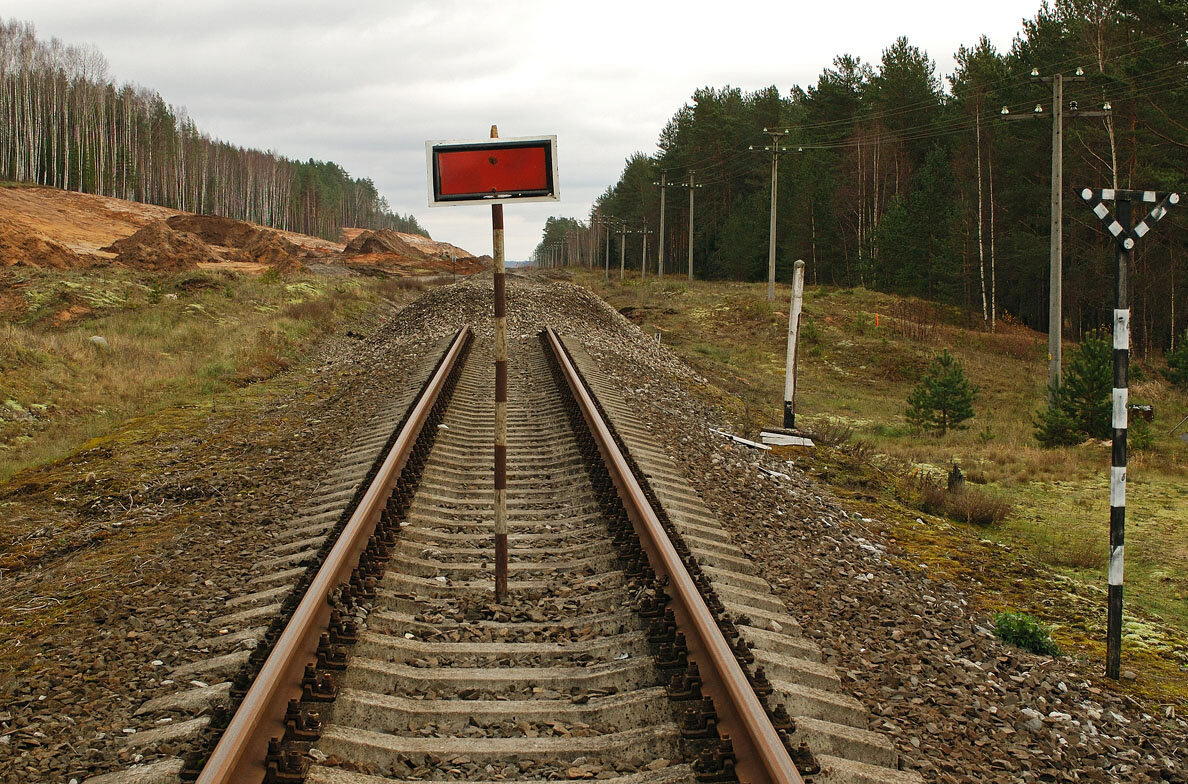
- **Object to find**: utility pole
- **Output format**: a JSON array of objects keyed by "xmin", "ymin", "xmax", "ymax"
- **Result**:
[
  {"xmin": 673, "ymin": 172, "xmax": 702, "ymax": 280},
  {"xmin": 618, "ymin": 220, "xmax": 627, "ymax": 280},
  {"xmin": 653, "ymin": 171, "xmax": 669, "ymax": 278},
  {"xmin": 639, "ymin": 222, "xmax": 653, "ymax": 278},
  {"xmin": 687, "ymin": 171, "xmax": 695, "ymax": 281},
  {"xmin": 601, "ymin": 217, "xmax": 612, "ymax": 279},
  {"xmin": 750, "ymin": 128, "xmax": 789, "ymax": 302},
  {"xmin": 1002, "ymin": 67, "xmax": 1110, "ymax": 400}
]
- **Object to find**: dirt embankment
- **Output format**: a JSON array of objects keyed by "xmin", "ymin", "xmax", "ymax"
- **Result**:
[
  {"xmin": 1, "ymin": 185, "xmax": 481, "ymax": 277},
  {"xmin": 97, "ymin": 216, "xmax": 305, "ymax": 273},
  {"xmin": 343, "ymin": 228, "xmax": 488, "ymax": 275},
  {"xmin": 0, "ymin": 215, "xmax": 87, "ymax": 269},
  {"xmin": 100, "ymin": 221, "xmax": 213, "ymax": 272},
  {"xmin": 166, "ymin": 215, "xmax": 305, "ymax": 272}
]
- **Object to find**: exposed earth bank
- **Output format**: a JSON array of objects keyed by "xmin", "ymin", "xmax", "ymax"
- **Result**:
[{"xmin": 0, "ymin": 185, "xmax": 484, "ymax": 277}]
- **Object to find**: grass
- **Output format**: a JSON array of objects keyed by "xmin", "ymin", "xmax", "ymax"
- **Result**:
[
  {"xmin": 0, "ymin": 267, "xmax": 422, "ymax": 479},
  {"xmin": 576, "ymin": 269, "xmax": 1188, "ymax": 705}
]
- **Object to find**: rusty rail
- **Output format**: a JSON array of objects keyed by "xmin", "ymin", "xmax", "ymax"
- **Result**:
[
  {"xmin": 196, "ymin": 326, "xmax": 472, "ymax": 784},
  {"xmin": 545, "ymin": 327, "xmax": 803, "ymax": 784}
]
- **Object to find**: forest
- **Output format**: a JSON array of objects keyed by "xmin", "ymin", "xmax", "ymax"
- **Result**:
[
  {"xmin": 0, "ymin": 19, "xmax": 427, "ymax": 240},
  {"xmin": 536, "ymin": 0, "xmax": 1187, "ymax": 355}
]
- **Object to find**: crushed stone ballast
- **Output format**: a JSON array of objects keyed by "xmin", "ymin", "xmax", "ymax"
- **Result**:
[{"xmin": 87, "ymin": 323, "xmax": 918, "ymax": 784}]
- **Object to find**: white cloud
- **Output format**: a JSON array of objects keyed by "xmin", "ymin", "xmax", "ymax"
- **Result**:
[{"xmin": 6, "ymin": 0, "xmax": 1039, "ymax": 258}]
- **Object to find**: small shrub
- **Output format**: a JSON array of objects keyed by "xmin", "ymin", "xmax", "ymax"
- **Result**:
[
  {"xmin": 806, "ymin": 418, "xmax": 854, "ymax": 446},
  {"xmin": 993, "ymin": 611, "xmax": 1061, "ymax": 656},
  {"xmin": 800, "ymin": 315, "xmax": 820, "ymax": 345},
  {"xmin": 949, "ymin": 487, "xmax": 1012, "ymax": 525},
  {"xmin": 1128, "ymin": 406, "xmax": 1153, "ymax": 450},
  {"xmin": 905, "ymin": 349, "xmax": 978, "ymax": 435},
  {"xmin": 1033, "ymin": 400, "xmax": 1084, "ymax": 447},
  {"xmin": 260, "ymin": 267, "xmax": 282, "ymax": 284},
  {"xmin": 1164, "ymin": 332, "xmax": 1188, "ymax": 388},
  {"xmin": 909, "ymin": 475, "xmax": 1011, "ymax": 526},
  {"xmin": 843, "ymin": 439, "xmax": 873, "ymax": 461},
  {"xmin": 976, "ymin": 424, "xmax": 995, "ymax": 444},
  {"xmin": 1035, "ymin": 329, "xmax": 1111, "ymax": 447}
]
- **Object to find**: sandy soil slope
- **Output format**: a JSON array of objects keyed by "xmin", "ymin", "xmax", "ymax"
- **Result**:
[{"xmin": 0, "ymin": 186, "xmax": 481, "ymax": 276}]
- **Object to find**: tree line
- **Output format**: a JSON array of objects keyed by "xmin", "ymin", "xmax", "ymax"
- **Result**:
[
  {"xmin": 538, "ymin": 0, "xmax": 1187, "ymax": 355},
  {"xmin": 0, "ymin": 19, "xmax": 427, "ymax": 240}
]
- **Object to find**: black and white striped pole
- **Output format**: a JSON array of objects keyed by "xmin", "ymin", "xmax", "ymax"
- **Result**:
[{"xmin": 1079, "ymin": 186, "xmax": 1179, "ymax": 679}]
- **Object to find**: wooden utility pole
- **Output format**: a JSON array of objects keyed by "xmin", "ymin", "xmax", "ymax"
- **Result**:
[
  {"xmin": 603, "ymin": 218, "xmax": 611, "ymax": 279},
  {"xmin": 673, "ymin": 172, "xmax": 701, "ymax": 280},
  {"xmin": 751, "ymin": 129, "xmax": 788, "ymax": 302},
  {"xmin": 640, "ymin": 223, "xmax": 652, "ymax": 278},
  {"xmin": 1049, "ymin": 73, "xmax": 1065, "ymax": 395},
  {"xmin": 617, "ymin": 222, "xmax": 626, "ymax": 280},
  {"xmin": 687, "ymin": 171, "xmax": 695, "ymax": 280},
  {"xmin": 654, "ymin": 171, "xmax": 668, "ymax": 278}
]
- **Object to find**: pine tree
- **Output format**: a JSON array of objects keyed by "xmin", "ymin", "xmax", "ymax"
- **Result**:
[
  {"xmin": 905, "ymin": 349, "xmax": 978, "ymax": 435},
  {"xmin": 1034, "ymin": 329, "xmax": 1113, "ymax": 446},
  {"xmin": 1164, "ymin": 330, "xmax": 1188, "ymax": 389}
]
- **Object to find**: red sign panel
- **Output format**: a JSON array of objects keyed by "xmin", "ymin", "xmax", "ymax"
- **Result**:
[{"xmin": 427, "ymin": 136, "xmax": 558, "ymax": 206}]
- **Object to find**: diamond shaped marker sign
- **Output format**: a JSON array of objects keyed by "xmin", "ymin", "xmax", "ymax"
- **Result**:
[{"xmin": 1079, "ymin": 187, "xmax": 1180, "ymax": 249}]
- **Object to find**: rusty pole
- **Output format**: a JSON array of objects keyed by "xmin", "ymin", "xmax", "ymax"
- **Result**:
[{"xmin": 491, "ymin": 125, "xmax": 509, "ymax": 603}]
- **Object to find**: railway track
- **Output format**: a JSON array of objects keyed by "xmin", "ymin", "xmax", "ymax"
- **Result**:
[{"xmin": 89, "ymin": 324, "xmax": 920, "ymax": 784}]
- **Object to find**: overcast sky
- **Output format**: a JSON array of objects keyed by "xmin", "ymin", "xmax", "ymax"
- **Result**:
[{"xmin": 9, "ymin": 0, "xmax": 1043, "ymax": 259}]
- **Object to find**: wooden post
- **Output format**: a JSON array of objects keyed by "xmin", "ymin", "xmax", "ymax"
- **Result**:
[
  {"xmin": 491, "ymin": 124, "xmax": 508, "ymax": 603},
  {"xmin": 783, "ymin": 260, "xmax": 805, "ymax": 429}
]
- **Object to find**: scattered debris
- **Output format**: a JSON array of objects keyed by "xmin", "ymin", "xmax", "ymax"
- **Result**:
[
  {"xmin": 710, "ymin": 427, "xmax": 771, "ymax": 451},
  {"xmin": 759, "ymin": 428, "xmax": 815, "ymax": 448}
]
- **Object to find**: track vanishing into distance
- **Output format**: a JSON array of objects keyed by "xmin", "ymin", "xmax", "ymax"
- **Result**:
[{"xmin": 89, "ymin": 326, "xmax": 921, "ymax": 784}]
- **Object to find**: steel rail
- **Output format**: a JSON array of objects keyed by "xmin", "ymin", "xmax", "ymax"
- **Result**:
[
  {"xmin": 545, "ymin": 327, "xmax": 803, "ymax": 784},
  {"xmin": 196, "ymin": 326, "xmax": 472, "ymax": 784}
]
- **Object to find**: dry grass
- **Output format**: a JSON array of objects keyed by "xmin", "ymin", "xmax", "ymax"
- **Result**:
[
  {"xmin": 804, "ymin": 418, "xmax": 855, "ymax": 446},
  {"xmin": 573, "ymin": 269, "xmax": 1188, "ymax": 641},
  {"xmin": 0, "ymin": 269, "xmax": 422, "ymax": 479},
  {"xmin": 911, "ymin": 475, "xmax": 1013, "ymax": 526}
]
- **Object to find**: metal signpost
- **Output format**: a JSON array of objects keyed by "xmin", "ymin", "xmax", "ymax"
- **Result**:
[
  {"xmin": 427, "ymin": 129, "xmax": 559, "ymax": 602},
  {"xmin": 1078, "ymin": 186, "xmax": 1178, "ymax": 679}
]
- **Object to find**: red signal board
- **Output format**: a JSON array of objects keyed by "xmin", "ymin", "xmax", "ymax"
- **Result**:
[{"xmin": 427, "ymin": 136, "xmax": 558, "ymax": 206}]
